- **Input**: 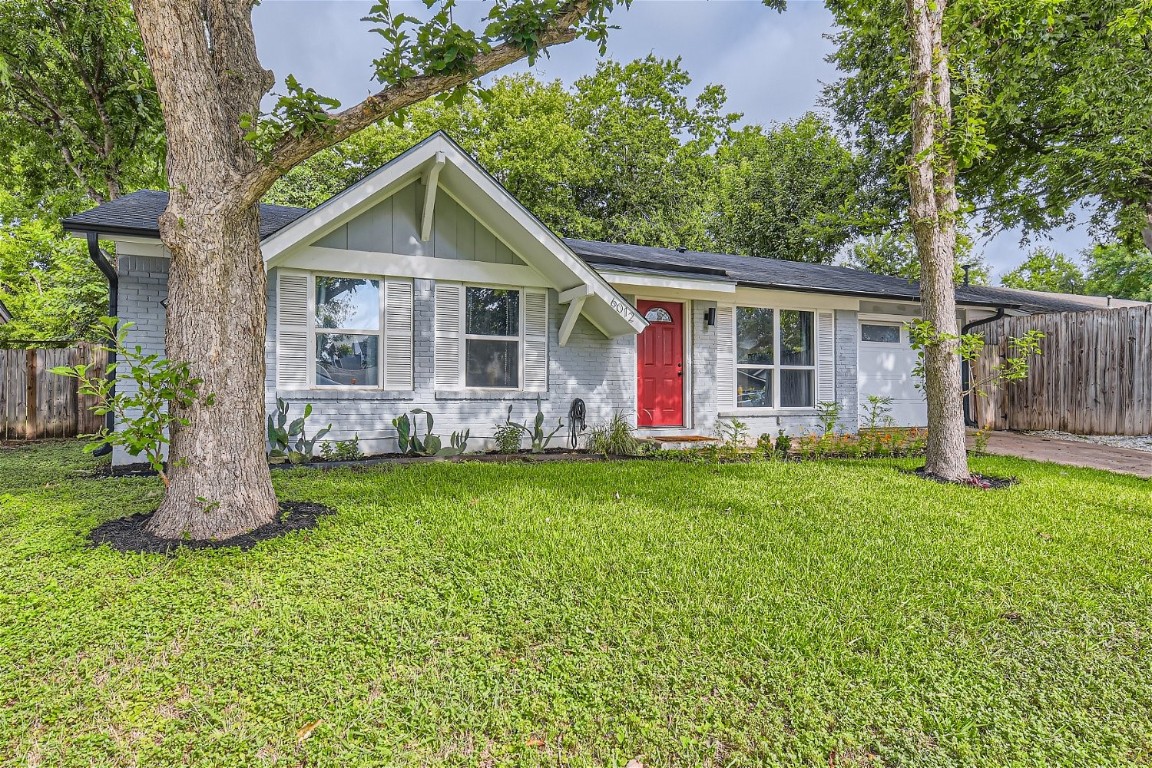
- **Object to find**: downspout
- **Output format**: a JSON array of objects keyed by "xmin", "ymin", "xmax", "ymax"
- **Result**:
[
  {"xmin": 85, "ymin": 231, "xmax": 118, "ymax": 455},
  {"xmin": 960, "ymin": 307, "xmax": 1005, "ymax": 427}
]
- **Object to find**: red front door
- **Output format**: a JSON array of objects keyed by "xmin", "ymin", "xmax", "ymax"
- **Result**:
[{"xmin": 637, "ymin": 300, "xmax": 684, "ymax": 427}]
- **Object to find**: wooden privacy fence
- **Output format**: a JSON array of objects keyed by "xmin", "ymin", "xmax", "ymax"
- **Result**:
[
  {"xmin": 0, "ymin": 344, "xmax": 107, "ymax": 439},
  {"xmin": 971, "ymin": 305, "xmax": 1152, "ymax": 435}
]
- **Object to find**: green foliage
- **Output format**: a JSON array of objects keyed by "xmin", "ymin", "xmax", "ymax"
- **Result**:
[
  {"xmin": 815, "ymin": 401, "xmax": 844, "ymax": 435},
  {"xmin": 392, "ymin": 408, "xmax": 469, "ymax": 457},
  {"xmin": 491, "ymin": 422, "xmax": 523, "ymax": 454},
  {"xmin": 712, "ymin": 115, "xmax": 861, "ymax": 263},
  {"xmin": 1084, "ymin": 243, "xmax": 1152, "ymax": 301},
  {"xmin": 586, "ymin": 412, "xmax": 643, "ymax": 456},
  {"xmin": 49, "ymin": 318, "xmax": 210, "ymax": 485},
  {"xmin": 715, "ymin": 417, "xmax": 749, "ymax": 453},
  {"xmin": 504, "ymin": 399, "xmax": 564, "ymax": 454},
  {"xmin": 861, "ymin": 394, "xmax": 895, "ymax": 432},
  {"xmin": 320, "ymin": 436, "xmax": 363, "ymax": 462},
  {"xmin": 1000, "ymin": 248, "xmax": 1086, "ymax": 294},
  {"xmin": 826, "ymin": 0, "xmax": 1152, "ymax": 250},
  {"xmin": 793, "ymin": 428, "xmax": 928, "ymax": 460},
  {"xmin": 266, "ymin": 398, "xmax": 332, "ymax": 464},
  {"xmin": 241, "ymin": 75, "xmax": 342, "ymax": 157},
  {"xmin": 908, "ymin": 320, "xmax": 1045, "ymax": 398},
  {"xmin": 842, "ymin": 230, "xmax": 990, "ymax": 284}
]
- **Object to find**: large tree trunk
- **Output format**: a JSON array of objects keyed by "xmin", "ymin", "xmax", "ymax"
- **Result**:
[
  {"xmin": 134, "ymin": 0, "xmax": 280, "ymax": 539},
  {"xmin": 906, "ymin": 0, "xmax": 969, "ymax": 482}
]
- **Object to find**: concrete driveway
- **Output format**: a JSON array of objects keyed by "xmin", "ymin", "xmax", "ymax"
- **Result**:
[{"xmin": 969, "ymin": 431, "xmax": 1152, "ymax": 479}]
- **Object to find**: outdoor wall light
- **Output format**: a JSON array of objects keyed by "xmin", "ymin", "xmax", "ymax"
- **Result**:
[{"xmin": 704, "ymin": 307, "xmax": 716, "ymax": 328}]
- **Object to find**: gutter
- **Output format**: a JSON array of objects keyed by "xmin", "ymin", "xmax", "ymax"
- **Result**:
[
  {"xmin": 85, "ymin": 232, "xmax": 118, "ymax": 455},
  {"xmin": 960, "ymin": 307, "xmax": 1005, "ymax": 428}
]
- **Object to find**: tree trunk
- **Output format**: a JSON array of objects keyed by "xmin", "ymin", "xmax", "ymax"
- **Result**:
[
  {"xmin": 134, "ymin": 0, "xmax": 279, "ymax": 539},
  {"xmin": 906, "ymin": 0, "xmax": 969, "ymax": 482},
  {"xmin": 1143, "ymin": 200, "xmax": 1152, "ymax": 255},
  {"xmin": 145, "ymin": 203, "xmax": 279, "ymax": 539}
]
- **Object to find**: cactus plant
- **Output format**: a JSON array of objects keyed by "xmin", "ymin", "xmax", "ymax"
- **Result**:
[
  {"xmin": 267, "ymin": 397, "xmax": 330, "ymax": 463},
  {"xmin": 392, "ymin": 409, "xmax": 470, "ymax": 456},
  {"xmin": 505, "ymin": 399, "xmax": 564, "ymax": 454}
]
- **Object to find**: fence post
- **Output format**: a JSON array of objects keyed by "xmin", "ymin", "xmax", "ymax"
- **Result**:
[{"xmin": 24, "ymin": 348, "xmax": 38, "ymax": 439}]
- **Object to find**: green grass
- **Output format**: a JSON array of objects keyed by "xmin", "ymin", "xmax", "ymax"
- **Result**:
[{"xmin": 2, "ymin": 442, "xmax": 1151, "ymax": 767}]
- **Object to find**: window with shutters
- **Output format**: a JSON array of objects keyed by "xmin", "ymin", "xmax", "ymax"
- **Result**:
[
  {"xmin": 464, "ymin": 287, "xmax": 521, "ymax": 388},
  {"xmin": 276, "ymin": 271, "xmax": 413, "ymax": 390},
  {"xmin": 734, "ymin": 306, "xmax": 816, "ymax": 409}
]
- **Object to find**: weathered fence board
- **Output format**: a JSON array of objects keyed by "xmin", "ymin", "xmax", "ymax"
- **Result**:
[
  {"xmin": 972, "ymin": 305, "xmax": 1152, "ymax": 435},
  {"xmin": 0, "ymin": 344, "xmax": 107, "ymax": 440}
]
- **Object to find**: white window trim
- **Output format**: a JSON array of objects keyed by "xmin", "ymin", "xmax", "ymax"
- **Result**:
[
  {"xmin": 463, "ymin": 283, "xmax": 525, "ymax": 391},
  {"xmin": 859, "ymin": 320, "xmax": 904, "ymax": 345},
  {"xmin": 311, "ymin": 272, "xmax": 385, "ymax": 391},
  {"xmin": 734, "ymin": 305, "xmax": 818, "ymax": 412}
]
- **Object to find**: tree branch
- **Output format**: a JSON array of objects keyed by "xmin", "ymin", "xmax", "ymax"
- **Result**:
[{"xmin": 237, "ymin": 0, "xmax": 595, "ymax": 206}]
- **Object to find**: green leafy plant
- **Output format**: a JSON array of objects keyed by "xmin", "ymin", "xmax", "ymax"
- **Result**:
[
  {"xmin": 971, "ymin": 428, "xmax": 990, "ymax": 456},
  {"xmin": 587, "ymin": 412, "xmax": 643, "ymax": 456},
  {"xmin": 51, "ymin": 318, "xmax": 213, "ymax": 486},
  {"xmin": 861, "ymin": 395, "xmax": 894, "ymax": 432},
  {"xmin": 816, "ymin": 400, "xmax": 843, "ymax": 435},
  {"xmin": 492, "ymin": 422, "xmax": 523, "ymax": 454},
  {"xmin": 908, "ymin": 320, "xmax": 1045, "ymax": 397},
  {"xmin": 715, "ymin": 418, "xmax": 749, "ymax": 454},
  {"xmin": 266, "ymin": 397, "xmax": 332, "ymax": 464},
  {"xmin": 392, "ymin": 409, "xmax": 469, "ymax": 457},
  {"xmin": 505, "ymin": 399, "xmax": 564, "ymax": 454},
  {"xmin": 775, "ymin": 429, "xmax": 792, "ymax": 459},
  {"xmin": 320, "ymin": 436, "xmax": 363, "ymax": 462}
]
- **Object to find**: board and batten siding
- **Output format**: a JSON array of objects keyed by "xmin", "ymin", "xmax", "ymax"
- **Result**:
[{"xmin": 313, "ymin": 181, "xmax": 524, "ymax": 265}]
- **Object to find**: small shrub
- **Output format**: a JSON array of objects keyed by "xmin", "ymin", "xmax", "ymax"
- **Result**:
[
  {"xmin": 971, "ymin": 428, "xmax": 990, "ymax": 455},
  {"xmin": 861, "ymin": 395, "xmax": 894, "ymax": 432},
  {"xmin": 816, "ymin": 400, "xmax": 843, "ymax": 435},
  {"xmin": 792, "ymin": 428, "xmax": 928, "ymax": 461},
  {"xmin": 320, "ymin": 436, "xmax": 363, "ymax": 461},
  {"xmin": 587, "ymin": 413, "xmax": 642, "ymax": 456},
  {"xmin": 51, "ymin": 317, "xmax": 214, "ymax": 485},
  {"xmin": 492, "ymin": 422, "xmax": 523, "ymax": 454},
  {"xmin": 774, "ymin": 429, "xmax": 792, "ymax": 459},
  {"xmin": 756, "ymin": 433, "xmax": 775, "ymax": 454},
  {"xmin": 715, "ymin": 418, "xmax": 749, "ymax": 454}
]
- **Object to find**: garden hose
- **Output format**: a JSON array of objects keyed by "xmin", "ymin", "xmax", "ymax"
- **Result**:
[{"xmin": 568, "ymin": 398, "xmax": 587, "ymax": 449}]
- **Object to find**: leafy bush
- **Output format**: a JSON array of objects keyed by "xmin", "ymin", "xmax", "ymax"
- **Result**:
[
  {"xmin": 492, "ymin": 422, "xmax": 523, "ymax": 454},
  {"xmin": 715, "ymin": 418, "xmax": 749, "ymax": 454},
  {"xmin": 320, "ymin": 436, "xmax": 363, "ymax": 462},
  {"xmin": 792, "ymin": 428, "xmax": 928, "ymax": 460},
  {"xmin": 587, "ymin": 412, "xmax": 643, "ymax": 456},
  {"xmin": 860, "ymin": 395, "xmax": 894, "ymax": 431},
  {"xmin": 815, "ymin": 400, "xmax": 843, "ymax": 434},
  {"xmin": 51, "ymin": 318, "xmax": 213, "ymax": 486}
]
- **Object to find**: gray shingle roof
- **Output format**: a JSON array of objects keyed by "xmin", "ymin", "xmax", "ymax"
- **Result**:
[
  {"xmin": 65, "ymin": 192, "xmax": 1131, "ymax": 315},
  {"xmin": 62, "ymin": 190, "xmax": 309, "ymax": 240}
]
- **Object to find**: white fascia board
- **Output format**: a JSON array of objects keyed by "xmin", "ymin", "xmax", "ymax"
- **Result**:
[
  {"xmin": 600, "ymin": 271, "xmax": 736, "ymax": 295},
  {"xmin": 730, "ymin": 286, "xmax": 861, "ymax": 311}
]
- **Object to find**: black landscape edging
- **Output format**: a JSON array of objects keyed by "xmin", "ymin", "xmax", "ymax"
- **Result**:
[{"xmin": 89, "ymin": 501, "xmax": 335, "ymax": 554}]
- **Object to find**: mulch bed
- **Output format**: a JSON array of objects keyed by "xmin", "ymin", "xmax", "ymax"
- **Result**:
[
  {"xmin": 905, "ymin": 466, "xmax": 1019, "ymax": 490},
  {"xmin": 89, "ymin": 501, "xmax": 335, "ymax": 555}
]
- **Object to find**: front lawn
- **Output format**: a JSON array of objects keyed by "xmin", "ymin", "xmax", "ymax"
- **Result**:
[{"xmin": 2, "ymin": 442, "xmax": 1151, "ymax": 766}]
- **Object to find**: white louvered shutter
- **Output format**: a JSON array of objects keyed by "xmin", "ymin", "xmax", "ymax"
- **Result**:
[
  {"xmin": 715, "ymin": 305, "xmax": 736, "ymax": 410},
  {"xmin": 523, "ymin": 289, "xmax": 548, "ymax": 392},
  {"xmin": 817, "ymin": 310, "xmax": 836, "ymax": 404},
  {"xmin": 383, "ymin": 278, "xmax": 414, "ymax": 390},
  {"xmin": 276, "ymin": 270, "xmax": 310, "ymax": 388},
  {"xmin": 434, "ymin": 282, "xmax": 463, "ymax": 389}
]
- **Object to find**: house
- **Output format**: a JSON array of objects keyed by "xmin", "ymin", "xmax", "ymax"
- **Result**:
[{"xmin": 63, "ymin": 132, "xmax": 1088, "ymax": 464}]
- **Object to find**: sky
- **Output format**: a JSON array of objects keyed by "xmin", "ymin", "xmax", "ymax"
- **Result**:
[{"xmin": 252, "ymin": 0, "xmax": 1097, "ymax": 280}]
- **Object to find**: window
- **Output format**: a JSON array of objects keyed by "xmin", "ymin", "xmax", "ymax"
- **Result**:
[
  {"xmin": 735, "ymin": 307, "xmax": 816, "ymax": 409},
  {"xmin": 861, "ymin": 323, "xmax": 901, "ymax": 344},
  {"xmin": 465, "ymin": 287, "xmax": 520, "ymax": 388},
  {"xmin": 645, "ymin": 307, "xmax": 673, "ymax": 323},
  {"xmin": 315, "ymin": 277, "xmax": 380, "ymax": 387}
]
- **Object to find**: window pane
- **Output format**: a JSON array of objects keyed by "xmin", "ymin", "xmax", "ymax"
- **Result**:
[
  {"xmin": 736, "ymin": 307, "xmax": 774, "ymax": 365},
  {"xmin": 780, "ymin": 310, "xmax": 813, "ymax": 366},
  {"xmin": 780, "ymin": 369, "xmax": 814, "ymax": 408},
  {"xmin": 466, "ymin": 287, "xmax": 519, "ymax": 337},
  {"xmin": 737, "ymin": 367, "xmax": 773, "ymax": 408},
  {"xmin": 466, "ymin": 338, "xmax": 519, "ymax": 388},
  {"xmin": 316, "ymin": 333, "xmax": 379, "ymax": 386},
  {"xmin": 315, "ymin": 277, "xmax": 380, "ymax": 330},
  {"xmin": 861, "ymin": 323, "xmax": 901, "ymax": 343}
]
